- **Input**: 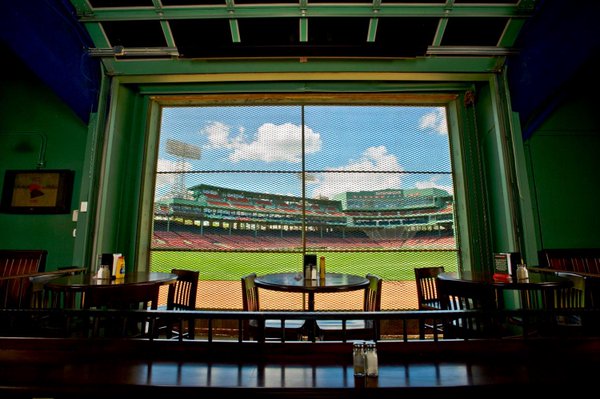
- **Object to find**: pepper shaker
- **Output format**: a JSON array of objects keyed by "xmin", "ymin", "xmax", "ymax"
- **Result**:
[{"xmin": 365, "ymin": 341, "xmax": 379, "ymax": 377}]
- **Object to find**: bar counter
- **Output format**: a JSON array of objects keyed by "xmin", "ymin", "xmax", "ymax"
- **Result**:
[{"xmin": 1, "ymin": 337, "xmax": 599, "ymax": 398}]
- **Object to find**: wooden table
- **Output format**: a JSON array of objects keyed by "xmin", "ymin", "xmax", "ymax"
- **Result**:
[
  {"xmin": 254, "ymin": 272, "xmax": 369, "ymax": 311},
  {"xmin": 438, "ymin": 269, "xmax": 573, "ymax": 309},
  {"xmin": 45, "ymin": 272, "xmax": 178, "ymax": 309},
  {"xmin": 1, "ymin": 337, "xmax": 599, "ymax": 398},
  {"xmin": 439, "ymin": 270, "xmax": 572, "ymax": 288}
]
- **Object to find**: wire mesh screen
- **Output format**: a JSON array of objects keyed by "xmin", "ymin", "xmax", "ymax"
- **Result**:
[{"xmin": 151, "ymin": 104, "xmax": 458, "ymax": 310}]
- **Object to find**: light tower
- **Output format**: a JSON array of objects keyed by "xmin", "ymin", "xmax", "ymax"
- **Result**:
[{"xmin": 165, "ymin": 138, "xmax": 201, "ymax": 199}]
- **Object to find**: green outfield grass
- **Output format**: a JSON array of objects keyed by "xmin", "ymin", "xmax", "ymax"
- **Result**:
[{"xmin": 150, "ymin": 250, "xmax": 459, "ymax": 281}]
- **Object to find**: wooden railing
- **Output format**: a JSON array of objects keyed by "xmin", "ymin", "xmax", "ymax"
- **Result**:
[{"xmin": 1, "ymin": 306, "xmax": 599, "ymax": 342}]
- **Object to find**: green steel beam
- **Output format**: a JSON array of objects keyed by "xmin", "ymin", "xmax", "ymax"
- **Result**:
[
  {"xmin": 160, "ymin": 20, "xmax": 177, "ymax": 49},
  {"xmin": 498, "ymin": 18, "xmax": 527, "ymax": 48},
  {"xmin": 85, "ymin": 22, "xmax": 110, "ymax": 48},
  {"xmin": 99, "ymin": 57, "xmax": 501, "ymax": 77},
  {"xmin": 367, "ymin": 18, "xmax": 378, "ymax": 43},
  {"xmin": 299, "ymin": 18, "xmax": 308, "ymax": 43},
  {"xmin": 432, "ymin": 17, "xmax": 448, "ymax": 47},
  {"xmin": 229, "ymin": 19, "xmax": 241, "ymax": 43},
  {"xmin": 73, "ymin": 4, "xmax": 537, "ymax": 21}
]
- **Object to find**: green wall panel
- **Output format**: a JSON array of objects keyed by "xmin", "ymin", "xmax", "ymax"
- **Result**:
[
  {"xmin": 0, "ymin": 53, "xmax": 88, "ymax": 270},
  {"xmin": 526, "ymin": 91, "xmax": 600, "ymax": 249}
]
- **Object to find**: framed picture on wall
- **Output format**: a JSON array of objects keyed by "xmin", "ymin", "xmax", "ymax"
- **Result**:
[{"xmin": 0, "ymin": 169, "xmax": 74, "ymax": 214}]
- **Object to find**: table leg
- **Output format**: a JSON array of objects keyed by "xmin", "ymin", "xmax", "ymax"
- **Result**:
[{"xmin": 307, "ymin": 292, "xmax": 316, "ymax": 340}]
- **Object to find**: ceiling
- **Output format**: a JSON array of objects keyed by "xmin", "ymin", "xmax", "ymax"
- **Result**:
[
  {"xmin": 71, "ymin": 0, "xmax": 535, "ymax": 62},
  {"xmin": 1, "ymin": 0, "xmax": 598, "ymax": 139}
]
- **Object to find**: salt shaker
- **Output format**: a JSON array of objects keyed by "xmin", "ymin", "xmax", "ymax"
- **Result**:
[
  {"xmin": 516, "ymin": 264, "xmax": 529, "ymax": 281},
  {"xmin": 365, "ymin": 341, "xmax": 379, "ymax": 377},
  {"xmin": 97, "ymin": 265, "xmax": 110, "ymax": 279},
  {"xmin": 353, "ymin": 341, "xmax": 366, "ymax": 377}
]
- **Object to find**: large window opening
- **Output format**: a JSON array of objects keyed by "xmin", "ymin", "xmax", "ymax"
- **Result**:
[{"xmin": 150, "ymin": 100, "xmax": 459, "ymax": 311}]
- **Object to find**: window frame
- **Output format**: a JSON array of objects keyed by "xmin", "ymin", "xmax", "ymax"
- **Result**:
[{"xmin": 138, "ymin": 92, "xmax": 474, "ymax": 272}]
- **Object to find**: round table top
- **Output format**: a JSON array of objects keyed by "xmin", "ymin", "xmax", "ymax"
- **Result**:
[
  {"xmin": 438, "ymin": 270, "xmax": 573, "ymax": 289},
  {"xmin": 254, "ymin": 272, "xmax": 369, "ymax": 294},
  {"xmin": 45, "ymin": 272, "xmax": 178, "ymax": 290}
]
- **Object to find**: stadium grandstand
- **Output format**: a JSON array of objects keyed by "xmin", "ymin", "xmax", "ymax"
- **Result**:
[{"xmin": 153, "ymin": 184, "xmax": 455, "ymax": 251}]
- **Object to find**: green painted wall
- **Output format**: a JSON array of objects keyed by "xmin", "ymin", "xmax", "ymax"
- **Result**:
[
  {"xmin": 0, "ymin": 50, "xmax": 88, "ymax": 270},
  {"xmin": 525, "ymin": 83, "xmax": 600, "ymax": 250}
]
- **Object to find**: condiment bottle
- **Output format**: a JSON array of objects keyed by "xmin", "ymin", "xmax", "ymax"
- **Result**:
[
  {"xmin": 365, "ymin": 341, "xmax": 379, "ymax": 377},
  {"xmin": 353, "ymin": 341, "xmax": 366, "ymax": 377},
  {"xmin": 516, "ymin": 264, "xmax": 529, "ymax": 281},
  {"xmin": 97, "ymin": 265, "xmax": 110, "ymax": 279},
  {"xmin": 319, "ymin": 256, "xmax": 326, "ymax": 280}
]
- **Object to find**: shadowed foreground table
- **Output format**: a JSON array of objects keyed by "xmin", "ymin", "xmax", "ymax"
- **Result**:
[
  {"xmin": 45, "ymin": 271, "xmax": 178, "ymax": 308},
  {"xmin": 0, "ymin": 338, "xmax": 598, "ymax": 398}
]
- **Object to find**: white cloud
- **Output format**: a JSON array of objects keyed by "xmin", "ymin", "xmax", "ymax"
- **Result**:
[
  {"xmin": 311, "ymin": 145, "xmax": 403, "ymax": 199},
  {"xmin": 200, "ymin": 121, "xmax": 321, "ymax": 163},
  {"xmin": 419, "ymin": 107, "xmax": 448, "ymax": 135},
  {"xmin": 415, "ymin": 176, "xmax": 454, "ymax": 195},
  {"xmin": 202, "ymin": 121, "xmax": 235, "ymax": 149}
]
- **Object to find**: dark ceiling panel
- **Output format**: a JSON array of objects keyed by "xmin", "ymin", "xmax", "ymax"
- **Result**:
[
  {"xmin": 89, "ymin": 0, "xmax": 153, "ymax": 7},
  {"xmin": 161, "ymin": 1, "xmax": 226, "ymax": 5},
  {"xmin": 383, "ymin": 1, "xmax": 444, "ymax": 3},
  {"xmin": 0, "ymin": 0, "xmax": 100, "ymax": 123},
  {"xmin": 234, "ymin": 0, "xmax": 298, "ymax": 4},
  {"xmin": 308, "ymin": 17, "xmax": 369, "ymax": 45},
  {"xmin": 507, "ymin": 1, "xmax": 600, "ymax": 138},
  {"xmin": 239, "ymin": 17, "xmax": 299, "ymax": 45},
  {"xmin": 170, "ymin": 18, "xmax": 232, "ymax": 58},
  {"xmin": 455, "ymin": 0, "xmax": 518, "ymax": 3},
  {"xmin": 307, "ymin": 0, "xmax": 372, "ymax": 3},
  {"xmin": 376, "ymin": 17, "xmax": 437, "ymax": 56},
  {"xmin": 441, "ymin": 17, "xmax": 508, "ymax": 46},
  {"xmin": 102, "ymin": 20, "xmax": 167, "ymax": 47}
]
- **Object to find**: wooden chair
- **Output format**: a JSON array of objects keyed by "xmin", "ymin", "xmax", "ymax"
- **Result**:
[
  {"xmin": 28, "ymin": 268, "xmax": 85, "ymax": 309},
  {"xmin": 583, "ymin": 276, "xmax": 600, "ymax": 334},
  {"xmin": 158, "ymin": 268, "xmax": 199, "ymax": 339},
  {"xmin": 538, "ymin": 248, "xmax": 600, "ymax": 275},
  {"xmin": 315, "ymin": 273, "xmax": 382, "ymax": 342},
  {"xmin": 414, "ymin": 266, "xmax": 445, "ymax": 339},
  {"xmin": 0, "ymin": 250, "xmax": 47, "ymax": 308},
  {"xmin": 241, "ymin": 273, "xmax": 306, "ymax": 341},
  {"xmin": 436, "ymin": 277, "xmax": 501, "ymax": 339},
  {"xmin": 538, "ymin": 272, "xmax": 586, "ymax": 336}
]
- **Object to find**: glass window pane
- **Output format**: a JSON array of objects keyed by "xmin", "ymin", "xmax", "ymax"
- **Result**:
[{"xmin": 151, "ymin": 103, "xmax": 458, "ymax": 317}]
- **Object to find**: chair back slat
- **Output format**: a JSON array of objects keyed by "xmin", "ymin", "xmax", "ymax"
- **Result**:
[
  {"xmin": 414, "ymin": 266, "xmax": 445, "ymax": 310},
  {"xmin": 0, "ymin": 250, "xmax": 48, "ymax": 308},
  {"xmin": 364, "ymin": 273, "xmax": 382, "ymax": 312},
  {"xmin": 168, "ymin": 269, "xmax": 199, "ymax": 310},
  {"xmin": 241, "ymin": 273, "xmax": 259, "ymax": 312}
]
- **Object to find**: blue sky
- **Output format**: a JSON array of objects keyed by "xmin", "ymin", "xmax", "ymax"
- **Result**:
[{"xmin": 156, "ymin": 105, "xmax": 452, "ymax": 200}]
